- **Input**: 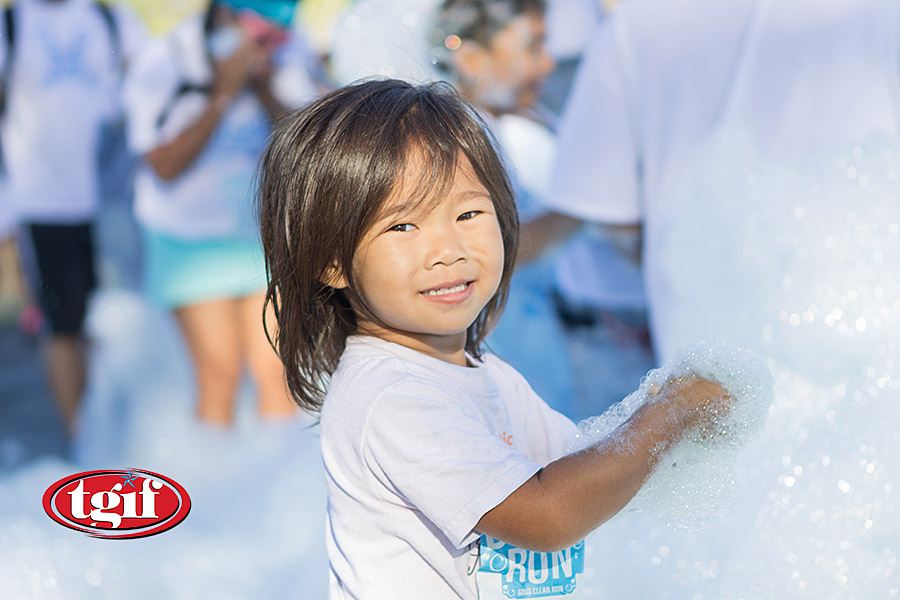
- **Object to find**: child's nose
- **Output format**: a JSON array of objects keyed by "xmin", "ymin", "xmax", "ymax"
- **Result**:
[{"xmin": 425, "ymin": 226, "xmax": 468, "ymax": 268}]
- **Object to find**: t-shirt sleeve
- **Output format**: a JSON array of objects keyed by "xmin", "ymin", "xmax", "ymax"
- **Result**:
[
  {"xmin": 546, "ymin": 15, "xmax": 643, "ymax": 224},
  {"xmin": 362, "ymin": 381, "xmax": 543, "ymax": 550},
  {"xmin": 497, "ymin": 115, "xmax": 557, "ymax": 222}
]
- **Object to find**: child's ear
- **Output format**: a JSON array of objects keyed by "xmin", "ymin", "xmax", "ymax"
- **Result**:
[{"xmin": 320, "ymin": 261, "xmax": 349, "ymax": 289}]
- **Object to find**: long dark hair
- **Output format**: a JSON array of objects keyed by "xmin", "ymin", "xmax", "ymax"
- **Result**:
[{"xmin": 258, "ymin": 79, "xmax": 519, "ymax": 412}]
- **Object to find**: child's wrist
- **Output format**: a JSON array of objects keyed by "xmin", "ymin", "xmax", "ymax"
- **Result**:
[{"xmin": 627, "ymin": 402, "xmax": 684, "ymax": 451}]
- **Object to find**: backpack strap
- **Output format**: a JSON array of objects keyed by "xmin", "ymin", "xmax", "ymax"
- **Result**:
[
  {"xmin": 1, "ymin": 1, "xmax": 15, "ymax": 116},
  {"xmin": 155, "ymin": 80, "xmax": 214, "ymax": 129},
  {"xmin": 154, "ymin": 6, "xmax": 217, "ymax": 131},
  {"xmin": 92, "ymin": 0, "xmax": 124, "ymax": 72},
  {"xmin": 0, "ymin": 1, "xmax": 15, "ymax": 175}
]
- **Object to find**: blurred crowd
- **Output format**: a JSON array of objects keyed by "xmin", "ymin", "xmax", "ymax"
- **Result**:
[
  {"xmin": 2, "ymin": 0, "xmax": 898, "ymax": 459},
  {"xmin": 0, "ymin": 0, "xmax": 653, "ymax": 445},
  {"xmin": 2, "ymin": 1, "xmax": 899, "ymax": 598}
]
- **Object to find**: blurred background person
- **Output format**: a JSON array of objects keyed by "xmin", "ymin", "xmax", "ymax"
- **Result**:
[
  {"xmin": 0, "ymin": 2, "xmax": 337, "ymax": 596},
  {"xmin": 0, "ymin": 0, "xmax": 145, "ymax": 436},
  {"xmin": 546, "ymin": 0, "xmax": 900, "ymax": 361},
  {"xmin": 122, "ymin": 0, "xmax": 320, "ymax": 426},
  {"xmin": 541, "ymin": 0, "xmax": 654, "ymax": 416},
  {"xmin": 0, "ymin": 177, "xmax": 23, "ymax": 323},
  {"xmin": 430, "ymin": 0, "xmax": 578, "ymax": 414}
]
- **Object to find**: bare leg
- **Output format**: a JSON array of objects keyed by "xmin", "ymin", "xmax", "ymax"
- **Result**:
[
  {"xmin": 43, "ymin": 334, "xmax": 88, "ymax": 435},
  {"xmin": 238, "ymin": 291, "xmax": 296, "ymax": 420},
  {"xmin": 175, "ymin": 298, "xmax": 242, "ymax": 426},
  {"xmin": 0, "ymin": 235, "xmax": 37, "ymax": 331},
  {"xmin": 0, "ymin": 235, "xmax": 27, "ymax": 316}
]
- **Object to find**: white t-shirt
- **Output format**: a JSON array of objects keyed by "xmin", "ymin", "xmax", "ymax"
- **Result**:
[
  {"xmin": 545, "ymin": 0, "xmax": 602, "ymax": 60},
  {"xmin": 123, "ymin": 15, "xmax": 317, "ymax": 239},
  {"xmin": 320, "ymin": 335, "xmax": 578, "ymax": 599},
  {"xmin": 492, "ymin": 113, "xmax": 553, "ymax": 223},
  {"xmin": 495, "ymin": 112, "xmax": 645, "ymax": 311},
  {"xmin": 0, "ymin": 0, "xmax": 145, "ymax": 223},
  {"xmin": 547, "ymin": 0, "xmax": 900, "ymax": 358}
]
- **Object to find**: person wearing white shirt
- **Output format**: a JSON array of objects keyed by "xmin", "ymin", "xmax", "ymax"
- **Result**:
[
  {"xmin": 0, "ymin": 0, "xmax": 145, "ymax": 433},
  {"xmin": 123, "ymin": 0, "xmax": 319, "ymax": 425},
  {"xmin": 545, "ymin": 0, "xmax": 900, "ymax": 361}
]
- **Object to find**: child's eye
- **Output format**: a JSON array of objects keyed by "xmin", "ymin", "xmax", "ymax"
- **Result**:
[
  {"xmin": 458, "ymin": 211, "xmax": 482, "ymax": 221},
  {"xmin": 388, "ymin": 223, "xmax": 416, "ymax": 232}
]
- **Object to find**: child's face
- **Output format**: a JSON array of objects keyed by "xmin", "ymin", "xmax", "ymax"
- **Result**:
[
  {"xmin": 344, "ymin": 155, "xmax": 505, "ymax": 358},
  {"xmin": 456, "ymin": 11, "xmax": 554, "ymax": 112}
]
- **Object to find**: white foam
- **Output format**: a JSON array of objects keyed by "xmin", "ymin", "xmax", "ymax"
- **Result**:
[
  {"xmin": 570, "ymin": 342, "xmax": 774, "ymax": 530},
  {"xmin": 577, "ymin": 133, "xmax": 900, "ymax": 598},
  {"xmin": 0, "ymin": 291, "xmax": 328, "ymax": 599}
]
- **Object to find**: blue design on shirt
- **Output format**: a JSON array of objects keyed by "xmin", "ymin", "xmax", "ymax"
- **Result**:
[
  {"xmin": 39, "ymin": 31, "xmax": 98, "ymax": 87},
  {"xmin": 479, "ymin": 535, "xmax": 585, "ymax": 598}
]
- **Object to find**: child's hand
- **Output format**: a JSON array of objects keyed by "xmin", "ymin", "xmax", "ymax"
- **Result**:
[{"xmin": 653, "ymin": 375, "xmax": 735, "ymax": 440}]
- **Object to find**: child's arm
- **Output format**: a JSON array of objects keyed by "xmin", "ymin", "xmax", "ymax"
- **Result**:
[{"xmin": 475, "ymin": 376, "xmax": 730, "ymax": 552}]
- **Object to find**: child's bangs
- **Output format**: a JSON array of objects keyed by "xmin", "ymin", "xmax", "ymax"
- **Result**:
[
  {"xmin": 376, "ymin": 143, "xmax": 462, "ymax": 223},
  {"xmin": 373, "ymin": 96, "xmax": 482, "ymax": 224}
]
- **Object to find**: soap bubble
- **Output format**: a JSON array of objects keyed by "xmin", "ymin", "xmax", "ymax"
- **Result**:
[
  {"xmin": 570, "ymin": 342, "xmax": 774, "ymax": 530},
  {"xmin": 579, "ymin": 132, "xmax": 900, "ymax": 598}
]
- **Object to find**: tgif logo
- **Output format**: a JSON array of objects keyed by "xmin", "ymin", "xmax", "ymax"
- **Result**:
[{"xmin": 42, "ymin": 469, "xmax": 191, "ymax": 539}]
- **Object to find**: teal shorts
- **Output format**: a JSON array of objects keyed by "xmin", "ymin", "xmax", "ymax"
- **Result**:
[{"xmin": 143, "ymin": 228, "xmax": 268, "ymax": 308}]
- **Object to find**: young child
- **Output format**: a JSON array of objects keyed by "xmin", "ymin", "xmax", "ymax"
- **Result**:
[{"xmin": 258, "ymin": 79, "xmax": 731, "ymax": 599}]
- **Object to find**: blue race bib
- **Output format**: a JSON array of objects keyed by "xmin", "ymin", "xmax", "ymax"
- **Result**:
[{"xmin": 476, "ymin": 535, "xmax": 586, "ymax": 599}]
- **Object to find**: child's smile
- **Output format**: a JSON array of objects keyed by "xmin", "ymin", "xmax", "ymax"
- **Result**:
[
  {"xmin": 342, "ymin": 154, "xmax": 505, "ymax": 365},
  {"xmin": 419, "ymin": 279, "xmax": 475, "ymax": 303}
]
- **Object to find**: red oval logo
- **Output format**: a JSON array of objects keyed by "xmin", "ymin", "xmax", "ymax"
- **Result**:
[{"xmin": 42, "ymin": 469, "xmax": 191, "ymax": 539}]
